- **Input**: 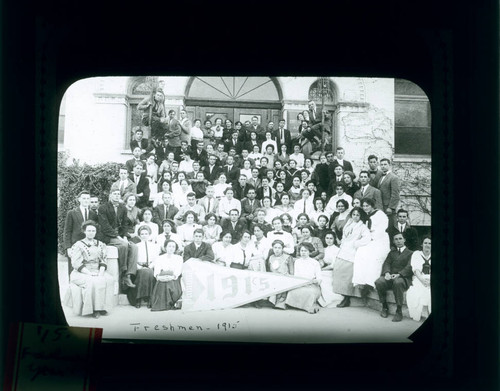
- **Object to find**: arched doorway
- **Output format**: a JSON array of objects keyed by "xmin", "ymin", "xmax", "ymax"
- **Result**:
[{"xmin": 184, "ymin": 77, "xmax": 283, "ymax": 129}]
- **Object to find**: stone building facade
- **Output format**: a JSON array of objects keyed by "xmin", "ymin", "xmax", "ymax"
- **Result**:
[{"xmin": 58, "ymin": 76, "xmax": 431, "ymax": 226}]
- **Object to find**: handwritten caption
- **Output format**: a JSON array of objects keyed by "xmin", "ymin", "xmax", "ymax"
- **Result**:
[{"xmin": 129, "ymin": 321, "xmax": 241, "ymax": 333}]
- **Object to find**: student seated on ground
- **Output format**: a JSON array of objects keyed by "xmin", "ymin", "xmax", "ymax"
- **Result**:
[
  {"xmin": 374, "ymin": 232, "xmax": 414, "ymax": 322},
  {"xmin": 284, "ymin": 242, "xmax": 322, "ymax": 314},
  {"xmin": 150, "ymin": 240, "xmax": 183, "ymax": 311},
  {"xmin": 406, "ymin": 236, "xmax": 431, "ymax": 322},
  {"xmin": 68, "ymin": 220, "xmax": 114, "ymax": 319}
]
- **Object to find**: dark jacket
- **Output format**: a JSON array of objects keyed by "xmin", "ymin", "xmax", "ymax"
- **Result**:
[
  {"xmin": 380, "ymin": 248, "xmax": 414, "ymax": 286},
  {"xmin": 63, "ymin": 207, "xmax": 98, "ymax": 250},
  {"xmin": 183, "ymin": 242, "xmax": 215, "ymax": 262},
  {"xmin": 97, "ymin": 202, "xmax": 129, "ymax": 244}
]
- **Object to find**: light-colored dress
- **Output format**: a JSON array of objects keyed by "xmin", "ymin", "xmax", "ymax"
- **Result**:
[
  {"xmin": 150, "ymin": 254, "xmax": 184, "ymax": 311},
  {"xmin": 213, "ymin": 183, "xmax": 231, "ymax": 199},
  {"xmin": 352, "ymin": 210, "xmax": 390, "ymax": 288},
  {"xmin": 67, "ymin": 239, "xmax": 114, "ymax": 316},
  {"xmin": 267, "ymin": 253, "xmax": 293, "ymax": 308},
  {"xmin": 155, "ymin": 233, "xmax": 183, "ymax": 253},
  {"xmin": 285, "ymin": 257, "xmax": 322, "ymax": 313},
  {"xmin": 202, "ymin": 224, "xmax": 223, "ymax": 244},
  {"xmin": 406, "ymin": 251, "xmax": 431, "ymax": 321},
  {"xmin": 212, "ymin": 242, "xmax": 235, "ymax": 267},
  {"xmin": 177, "ymin": 223, "xmax": 202, "ymax": 245}
]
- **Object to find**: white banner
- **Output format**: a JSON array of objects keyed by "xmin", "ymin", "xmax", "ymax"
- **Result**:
[{"xmin": 181, "ymin": 260, "xmax": 312, "ymax": 311}]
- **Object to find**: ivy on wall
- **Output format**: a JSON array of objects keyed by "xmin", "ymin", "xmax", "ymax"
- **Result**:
[{"xmin": 57, "ymin": 151, "xmax": 124, "ymax": 254}]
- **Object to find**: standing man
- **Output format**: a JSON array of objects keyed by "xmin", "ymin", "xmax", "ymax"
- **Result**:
[
  {"xmin": 112, "ymin": 168, "xmax": 137, "ymax": 200},
  {"xmin": 130, "ymin": 127, "xmax": 153, "ymax": 160},
  {"xmin": 179, "ymin": 108, "xmax": 192, "ymax": 146},
  {"xmin": 388, "ymin": 209, "xmax": 419, "ymax": 251},
  {"xmin": 97, "ymin": 188, "xmax": 138, "ymax": 288},
  {"xmin": 367, "ymin": 154, "xmax": 384, "ymax": 188},
  {"xmin": 250, "ymin": 116, "xmax": 266, "ymax": 142},
  {"xmin": 274, "ymin": 119, "xmax": 292, "ymax": 152},
  {"xmin": 353, "ymin": 171, "xmax": 383, "ymax": 210},
  {"xmin": 130, "ymin": 162, "xmax": 150, "ymax": 208},
  {"xmin": 63, "ymin": 190, "xmax": 98, "ymax": 277},
  {"xmin": 374, "ymin": 233, "xmax": 413, "ymax": 322},
  {"xmin": 328, "ymin": 147, "xmax": 354, "ymax": 178},
  {"xmin": 378, "ymin": 158, "xmax": 401, "ymax": 225},
  {"xmin": 165, "ymin": 109, "xmax": 182, "ymax": 156}
]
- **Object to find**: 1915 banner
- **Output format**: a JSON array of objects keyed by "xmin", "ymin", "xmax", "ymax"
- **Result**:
[{"xmin": 181, "ymin": 260, "xmax": 312, "ymax": 311}]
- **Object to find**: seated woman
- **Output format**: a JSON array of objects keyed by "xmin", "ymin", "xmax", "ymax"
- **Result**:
[
  {"xmin": 130, "ymin": 225, "xmax": 160, "ymax": 309},
  {"xmin": 332, "ymin": 207, "xmax": 371, "ymax": 308},
  {"xmin": 153, "ymin": 179, "xmax": 171, "ymax": 207},
  {"xmin": 266, "ymin": 239, "xmax": 294, "ymax": 309},
  {"xmin": 315, "ymin": 215, "xmax": 330, "ymax": 245},
  {"xmin": 352, "ymin": 198, "xmax": 391, "ymax": 298},
  {"xmin": 158, "ymin": 152, "xmax": 176, "ymax": 179},
  {"xmin": 212, "ymin": 231, "xmax": 234, "ymax": 267},
  {"xmin": 249, "ymin": 209, "xmax": 273, "ymax": 236},
  {"xmin": 251, "ymin": 225, "xmax": 272, "ymax": 262},
  {"xmin": 248, "ymin": 145, "xmax": 263, "ymax": 167},
  {"xmin": 239, "ymin": 160, "xmax": 253, "ymax": 181},
  {"xmin": 261, "ymin": 131, "xmax": 278, "ymax": 155},
  {"xmin": 150, "ymin": 240, "xmax": 183, "ymax": 311},
  {"xmin": 172, "ymin": 178, "xmax": 193, "ymax": 209},
  {"xmin": 145, "ymin": 154, "xmax": 159, "ymax": 183},
  {"xmin": 343, "ymin": 171, "xmax": 360, "ymax": 198},
  {"xmin": 309, "ymin": 198, "xmax": 327, "ymax": 226},
  {"xmin": 134, "ymin": 207, "xmax": 159, "ymax": 242},
  {"xmin": 273, "ymin": 182, "xmax": 287, "ymax": 205},
  {"xmin": 280, "ymin": 213, "xmax": 294, "ymax": 233},
  {"xmin": 177, "ymin": 210, "xmax": 202, "ymax": 246},
  {"xmin": 275, "ymin": 193, "xmax": 295, "ymax": 222},
  {"xmin": 322, "ymin": 230, "xmax": 340, "ymax": 270},
  {"xmin": 213, "ymin": 172, "xmax": 231, "ymax": 199},
  {"xmin": 325, "ymin": 182, "xmax": 353, "ymax": 217},
  {"xmin": 296, "ymin": 225, "xmax": 325, "ymax": 266},
  {"xmin": 260, "ymin": 196, "xmax": 279, "ymax": 224},
  {"xmin": 275, "ymin": 144, "xmax": 291, "ymax": 168},
  {"xmin": 155, "ymin": 219, "xmax": 183, "ymax": 254},
  {"xmin": 191, "ymin": 171, "xmax": 207, "ymax": 199},
  {"xmin": 202, "ymin": 213, "xmax": 222, "ymax": 245},
  {"xmin": 331, "ymin": 199, "xmax": 351, "ymax": 246},
  {"xmin": 352, "ymin": 197, "xmax": 361, "ymax": 208},
  {"xmin": 231, "ymin": 230, "xmax": 257, "ymax": 270},
  {"xmin": 292, "ymin": 213, "xmax": 311, "ymax": 243},
  {"xmin": 67, "ymin": 220, "xmax": 114, "ymax": 318},
  {"xmin": 406, "ymin": 236, "xmax": 432, "ymax": 321},
  {"xmin": 299, "ymin": 170, "xmax": 311, "ymax": 188},
  {"xmin": 123, "ymin": 193, "xmax": 141, "ymax": 243},
  {"xmin": 285, "ymin": 242, "xmax": 322, "ymax": 314}
]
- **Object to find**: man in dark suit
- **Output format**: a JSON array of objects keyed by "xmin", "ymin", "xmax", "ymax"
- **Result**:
[
  {"xmin": 183, "ymin": 229, "xmax": 215, "ymax": 262},
  {"xmin": 221, "ymin": 209, "xmax": 248, "ymax": 244},
  {"xmin": 192, "ymin": 140, "xmax": 209, "ymax": 167},
  {"xmin": 374, "ymin": 233, "xmax": 413, "ymax": 322},
  {"xmin": 130, "ymin": 127, "xmax": 153, "ymax": 160},
  {"xmin": 154, "ymin": 134, "xmax": 175, "ymax": 165},
  {"xmin": 367, "ymin": 154, "xmax": 384, "ymax": 188},
  {"xmin": 353, "ymin": 171, "xmax": 383, "ymax": 210},
  {"xmin": 274, "ymin": 119, "xmax": 292, "ymax": 152},
  {"xmin": 165, "ymin": 109, "xmax": 182, "ymax": 154},
  {"xmin": 224, "ymin": 131, "xmax": 240, "ymax": 153},
  {"xmin": 202, "ymin": 154, "xmax": 222, "ymax": 184},
  {"xmin": 222, "ymin": 155, "xmax": 240, "ymax": 184},
  {"xmin": 328, "ymin": 147, "xmax": 354, "ymax": 177},
  {"xmin": 240, "ymin": 187, "xmax": 259, "ymax": 228},
  {"xmin": 89, "ymin": 196, "xmax": 99, "ymax": 216},
  {"xmin": 249, "ymin": 116, "xmax": 266, "ymax": 142},
  {"xmin": 233, "ymin": 174, "xmax": 251, "ymax": 200},
  {"xmin": 97, "ymin": 188, "xmax": 138, "ymax": 288},
  {"xmin": 111, "ymin": 168, "xmax": 137, "ymax": 200},
  {"xmin": 235, "ymin": 149, "xmax": 255, "ymax": 169},
  {"xmin": 129, "ymin": 162, "xmax": 150, "ymax": 208},
  {"xmin": 388, "ymin": 209, "xmax": 419, "ymax": 251},
  {"xmin": 63, "ymin": 190, "xmax": 98, "ymax": 277},
  {"xmin": 126, "ymin": 147, "xmax": 147, "ymax": 175},
  {"xmin": 152, "ymin": 193, "xmax": 179, "ymax": 232},
  {"xmin": 378, "ymin": 158, "xmax": 401, "ymax": 225}
]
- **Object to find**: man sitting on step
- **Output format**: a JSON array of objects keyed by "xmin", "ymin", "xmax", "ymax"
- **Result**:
[{"xmin": 374, "ymin": 232, "xmax": 413, "ymax": 322}]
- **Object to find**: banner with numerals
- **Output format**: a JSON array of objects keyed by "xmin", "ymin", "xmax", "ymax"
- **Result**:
[{"xmin": 181, "ymin": 260, "xmax": 312, "ymax": 311}]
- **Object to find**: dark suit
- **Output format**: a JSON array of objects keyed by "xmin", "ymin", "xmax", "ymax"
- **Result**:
[
  {"xmin": 129, "ymin": 173, "xmax": 151, "ymax": 208},
  {"xmin": 192, "ymin": 148, "xmax": 208, "ymax": 167},
  {"xmin": 235, "ymin": 157, "xmax": 255, "ymax": 169},
  {"xmin": 97, "ymin": 202, "xmax": 138, "ymax": 277},
  {"xmin": 328, "ymin": 160, "xmax": 354, "ymax": 179},
  {"xmin": 274, "ymin": 127, "xmax": 292, "ymax": 152},
  {"xmin": 221, "ymin": 219, "xmax": 248, "ymax": 244},
  {"xmin": 378, "ymin": 172, "xmax": 401, "ymax": 212},
  {"xmin": 125, "ymin": 158, "xmax": 147, "ymax": 175},
  {"xmin": 130, "ymin": 138, "xmax": 153, "ymax": 159},
  {"xmin": 240, "ymin": 198, "xmax": 259, "ymax": 226},
  {"xmin": 375, "ymin": 248, "xmax": 413, "ymax": 307},
  {"xmin": 353, "ymin": 185, "xmax": 383, "ymax": 210},
  {"xmin": 244, "ymin": 140, "xmax": 261, "ymax": 154},
  {"xmin": 155, "ymin": 142, "xmax": 175, "ymax": 164},
  {"xmin": 183, "ymin": 242, "xmax": 215, "ymax": 262},
  {"xmin": 165, "ymin": 118, "xmax": 182, "ymax": 148},
  {"xmin": 222, "ymin": 164, "xmax": 240, "ymax": 183},
  {"xmin": 152, "ymin": 204, "xmax": 179, "ymax": 231},
  {"xmin": 111, "ymin": 179, "xmax": 137, "ymax": 199},
  {"xmin": 232, "ymin": 183, "xmax": 250, "ymax": 200},
  {"xmin": 388, "ymin": 223, "xmax": 419, "ymax": 251},
  {"xmin": 256, "ymin": 186, "xmax": 275, "ymax": 201},
  {"xmin": 250, "ymin": 124, "xmax": 266, "ymax": 141},
  {"xmin": 63, "ymin": 207, "xmax": 98, "ymax": 276},
  {"xmin": 202, "ymin": 164, "xmax": 223, "ymax": 184},
  {"xmin": 369, "ymin": 169, "xmax": 384, "ymax": 188},
  {"xmin": 224, "ymin": 138, "xmax": 240, "ymax": 153}
]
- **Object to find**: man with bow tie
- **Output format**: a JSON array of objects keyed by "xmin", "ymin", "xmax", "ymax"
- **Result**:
[
  {"xmin": 367, "ymin": 154, "xmax": 384, "ymax": 188},
  {"xmin": 374, "ymin": 233, "xmax": 413, "ymax": 322},
  {"xmin": 63, "ymin": 190, "xmax": 99, "ymax": 277},
  {"xmin": 378, "ymin": 158, "xmax": 401, "ymax": 224},
  {"xmin": 267, "ymin": 217, "xmax": 295, "ymax": 255}
]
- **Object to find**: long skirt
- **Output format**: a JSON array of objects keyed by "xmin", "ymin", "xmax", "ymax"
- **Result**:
[
  {"xmin": 332, "ymin": 258, "xmax": 354, "ymax": 296},
  {"xmin": 127, "ymin": 268, "xmax": 156, "ymax": 305},
  {"xmin": 69, "ymin": 271, "xmax": 114, "ymax": 316},
  {"xmin": 352, "ymin": 241, "xmax": 390, "ymax": 288},
  {"xmin": 150, "ymin": 279, "xmax": 182, "ymax": 311},
  {"xmin": 318, "ymin": 270, "xmax": 343, "ymax": 307},
  {"xmin": 406, "ymin": 277, "xmax": 431, "ymax": 321},
  {"xmin": 285, "ymin": 283, "xmax": 321, "ymax": 313}
]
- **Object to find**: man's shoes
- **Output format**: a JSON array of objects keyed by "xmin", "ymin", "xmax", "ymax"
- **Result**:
[
  {"xmin": 174, "ymin": 300, "xmax": 182, "ymax": 310},
  {"xmin": 135, "ymin": 299, "xmax": 141, "ymax": 309},
  {"xmin": 392, "ymin": 312, "xmax": 403, "ymax": 322},
  {"xmin": 380, "ymin": 307, "xmax": 389, "ymax": 318},
  {"xmin": 124, "ymin": 275, "xmax": 136, "ymax": 288},
  {"xmin": 92, "ymin": 311, "xmax": 101, "ymax": 319},
  {"xmin": 146, "ymin": 299, "xmax": 152, "ymax": 309},
  {"xmin": 336, "ymin": 297, "xmax": 350, "ymax": 308}
]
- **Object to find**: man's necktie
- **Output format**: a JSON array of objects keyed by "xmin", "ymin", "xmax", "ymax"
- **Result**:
[
  {"xmin": 207, "ymin": 198, "xmax": 211, "ymax": 212},
  {"xmin": 303, "ymin": 200, "xmax": 306, "ymax": 213},
  {"xmin": 120, "ymin": 181, "xmax": 125, "ymax": 194},
  {"xmin": 84, "ymin": 208, "xmax": 88, "ymax": 221},
  {"xmin": 164, "ymin": 205, "xmax": 167, "ymax": 218},
  {"xmin": 361, "ymin": 187, "xmax": 365, "ymax": 197}
]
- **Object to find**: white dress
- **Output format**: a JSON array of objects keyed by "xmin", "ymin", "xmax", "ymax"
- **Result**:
[
  {"xmin": 352, "ymin": 210, "xmax": 390, "ymax": 287},
  {"xmin": 212, "ymin": 242, "xmax": 235, "ymax": 267},
  {"xmin": 406, "ymin": 251, "xmax": 431, "ymax": 321}
]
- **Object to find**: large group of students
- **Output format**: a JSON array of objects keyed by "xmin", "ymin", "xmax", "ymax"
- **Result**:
[{"xmin": 63, "ymin": 93, "xmax": 431, "ymax": 323}]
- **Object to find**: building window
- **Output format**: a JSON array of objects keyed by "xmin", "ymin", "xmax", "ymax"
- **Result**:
[
  {"xmin": 395, "ymin": 79, "xmax": 431, "ymax": 156},
  {"xmin": 308, "ymin": 79, "xmax": 336, "ymax": 104}
]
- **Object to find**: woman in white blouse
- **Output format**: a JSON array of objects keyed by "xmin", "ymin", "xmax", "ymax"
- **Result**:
[
  {"xmin": 155, "ymin": 219, "xmax": 183, "ymax": 254},
  {"xmin": 213, "ymin": 172, "xmax": 231, "ymax": 199},
  {"xmin": 261, "ymin": 197, "xmax": 279, "ymax": 225},
  {"xmin": 261, "ymin": 131, "xmax": 278, "ymax": 155},
  {"xmin": 177, "ymin": 211, "xmax": 202, "ymax": 246},
  {"xmin": 406, "ymin": 236, "xmax": 432, "ymax": 321},
  {"xmin": 172, "ymin": 178, "xmax": 193, "ymax": 209},
  {"xmin": 190, "ymin": 119, "xmax": 204, "ymax": 149},
  {"xmin": 212, "ymin": 231, "xmax": 235, "ymax": 267},
  {"xmin": 134, "ymin": 208, "xmax": 159, "ymax": 242},
  {"xmin": 150, "ymin": 240, "xmax": 183, "ymax": 311},
  {"xmin": 239, "ymin": 160, "xmax": 253, "ymax": 181}
]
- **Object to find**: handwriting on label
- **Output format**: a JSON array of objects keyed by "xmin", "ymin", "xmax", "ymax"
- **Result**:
[{"xmin": 129, "ymin": 321, "xmax": 240, "ymax": 332}]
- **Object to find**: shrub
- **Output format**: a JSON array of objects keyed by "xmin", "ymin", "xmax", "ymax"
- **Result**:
[{"xmin": 57, "ymin": 151, "xmax": 125, "ymax": 254}]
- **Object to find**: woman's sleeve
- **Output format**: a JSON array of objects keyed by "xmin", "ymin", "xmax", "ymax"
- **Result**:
[
  {"xmin": 411, "ymin": 252, "xmax": 423, "ymax": 272},
  {"xmin": 172, "ymin": 256, "xmax": 184, "ymax": 279},
  {"xmin": 314, "ymin": 262, "xmax": 322, "ymax": 282},
  {"xmin": 355, "ymin": 225, "xmax": 371, "ymax": 248},
  {"xmin": 70, "ymin": 243, "xmax": 85, "ymax": 272}
]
